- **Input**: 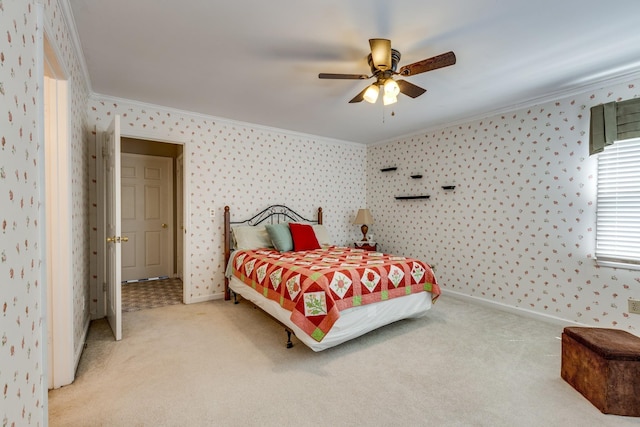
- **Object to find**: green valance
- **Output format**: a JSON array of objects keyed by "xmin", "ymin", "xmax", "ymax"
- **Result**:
[{"xmin": 590, "ymin": 97, "xmax": 640, "ymax": 155}]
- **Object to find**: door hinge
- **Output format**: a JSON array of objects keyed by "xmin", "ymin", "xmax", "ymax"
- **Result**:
[{"xmin": 103, "ymin": 282, "xmax": 107, "ymax": 292}]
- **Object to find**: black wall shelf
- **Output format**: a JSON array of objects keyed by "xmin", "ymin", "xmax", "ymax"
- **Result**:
[
  {"xmin": 410, "ymin": 174, "xmax": 423, "ymax": 179},
  {"xmin": 380, "ymin": 167, "xmax": 397, "ymax": 172},
  {"xmin": 441, "ymin": 185, "xmax": 456, "ymax": 190},
  {"xmin": 395, "ymin": 195, "xmax": 430, "ymax": 200}
]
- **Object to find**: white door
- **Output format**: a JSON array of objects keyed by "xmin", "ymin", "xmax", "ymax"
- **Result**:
[
  {"xmin": 176, "ymin": 153, "xmax": 184, "ymax": 279},
  {"xmin": 105, "ymin": 116, "xmax": 123, "ymax": 341},
  {"xmin": 121, "ymin": 153, "xmax": 173, "ymax": 281}
]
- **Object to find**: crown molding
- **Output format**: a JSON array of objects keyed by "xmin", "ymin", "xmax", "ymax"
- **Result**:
[
  {"xmin": 58, "ymin": 0, "xmax": 92, "ymax": 92},
  {"xmin": 89, "ymin": 92, "xmax": 366, "ymax": 148},
  {"xmin": 372, "ymin": 67, "xmax": 640, "ymax": 146}
]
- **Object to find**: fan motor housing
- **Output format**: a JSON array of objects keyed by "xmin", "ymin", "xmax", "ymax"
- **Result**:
[{"xmin": 368, "ymin": 49, "xmax": 401, "ymax": 75}]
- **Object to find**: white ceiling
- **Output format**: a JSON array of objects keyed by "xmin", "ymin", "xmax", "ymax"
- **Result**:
[{"xmin": 68, "ymin": 0, "xmax": 640, "ymax": 144}]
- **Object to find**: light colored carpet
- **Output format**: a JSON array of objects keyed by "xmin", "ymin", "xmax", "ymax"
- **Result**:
[{"xmin": 48, "ymin": 295, "xmax": 639, "ymax": 426}]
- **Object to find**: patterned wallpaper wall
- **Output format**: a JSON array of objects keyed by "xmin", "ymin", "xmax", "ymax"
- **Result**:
[
  {"xmin": 1, "ymin": 0, "xmax": 91, "ymax": 424},
  {"xmin": 87, "ymin": 98, "xmax": 367, "ymax": 303},
  {"xmin": 2, "ymin": 1, "xmax": 43, "ymax": 425},
  {"xmin": 368, "ymin": 78, "xmax": 640, "ymax": 332}
]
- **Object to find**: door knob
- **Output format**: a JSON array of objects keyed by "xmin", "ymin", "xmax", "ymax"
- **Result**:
[
  {"xmin": 106, "ymin": 236, "xmax": 128, "ymax": 243},
  {"xmin": 162, "ymin": 223, "xmax": 168, "ymax": 228}
]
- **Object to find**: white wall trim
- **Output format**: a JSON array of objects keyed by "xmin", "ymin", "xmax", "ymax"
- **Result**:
[
  {"xmin": 74, "ymin": 317, "xmax": 91, "ymax": 374},
  {"xmin": 58, "ymin": 0, "xmax": 92, "ymax": 92},
  {"xmin": 89, "ymin": 92, "xmax": 366, "ymax": 148},
  {"xmin": 181, "ymin": 147, "xmax": 192, "ymax": 305},
  {"xmin": 41, "ymin": 11, "xmax": 76, "ymax": 389},
  {"xmin": 190, "ymin": 293, "xmax": 224, "ymax": 304},
  {"xmin": 441, "ymin": 288, "xmax": 588, "ymax": 329}
]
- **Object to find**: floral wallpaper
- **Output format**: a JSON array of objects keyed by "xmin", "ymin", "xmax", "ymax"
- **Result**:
[
  {"xmin": 1, "ymin": 0, "xmax": 91, "ymax": 425},
  {"xmin": 87, "ymin": 97, "xmax": 367, "ymax": 302},
  {"xmin": 1, "ymin": 1, "xmax": 44, "ymax": 425},
  {"xmin": 368, "ymin": 78, "xmax": 640, "ymax": 333}
]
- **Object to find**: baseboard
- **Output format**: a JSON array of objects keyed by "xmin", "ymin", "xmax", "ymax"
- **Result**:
[
  {"xmin": 441, "ymin": 288, "xmax": 588, "ymax": 329},
  {"xmin": 187, "ymin": 293, "xmax": 224, "ymax": 304},
  {"xmin": 74, "ymin": 315, "xmax": 92, "ymax": 376}
]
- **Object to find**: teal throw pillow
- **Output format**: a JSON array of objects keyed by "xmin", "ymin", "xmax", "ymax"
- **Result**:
[{"xmin": 265, "ymin": 223, "xmax": 293, "ymax": 252}]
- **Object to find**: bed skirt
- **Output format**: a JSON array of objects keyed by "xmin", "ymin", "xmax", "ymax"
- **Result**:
[{"xmin": 228, "ymin": 276, "xmax": 433, "ymax": 351}]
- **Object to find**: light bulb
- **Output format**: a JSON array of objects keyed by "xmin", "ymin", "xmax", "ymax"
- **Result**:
[
  {"xmin": 384, "ymin": 79, "xmax": 400, "ymax": 97},
  {"xmin": 383, "ymin": 93, "xmax": 397, "ymax": 106},
  {"xmin": 363, "ymin": 85, "xmax": 380, "ymax": 104}
]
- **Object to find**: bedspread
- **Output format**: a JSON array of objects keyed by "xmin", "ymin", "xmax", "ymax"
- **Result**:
[{"xmin": 231, "ymin": 246, "xmax": 440, "ymax": 342}]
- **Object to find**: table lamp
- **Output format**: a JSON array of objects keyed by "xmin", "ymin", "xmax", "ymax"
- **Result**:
[{"xmin": 353, "ymin": 208, "xmax": 374, "ymax": 242}]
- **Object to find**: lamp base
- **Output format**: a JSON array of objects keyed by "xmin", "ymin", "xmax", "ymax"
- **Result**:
[{"xmin": 361, "ymin": 224, "xmax": 368, "ymax": 241}]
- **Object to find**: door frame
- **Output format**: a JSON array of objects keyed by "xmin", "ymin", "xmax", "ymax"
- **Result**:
[
  {"xmin": 96, "ymin": 131, "xmax": 191, "ymax": 319},
  {"xmin": 176, "ymin": 152, "xmax": 184, "ymax": 280},
  {"xmin": 38, "ymin": 8, "xmax": 76, "ymax": 389}
]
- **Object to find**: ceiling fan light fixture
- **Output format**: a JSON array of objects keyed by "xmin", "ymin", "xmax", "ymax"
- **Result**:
[
  {"xmin": 383, "ymin": 93, "xmax": 397, "ymax": 106},
  {"xmin": 319, "ymin": 38, "xmax": 455, "ymax": 106},
  {"xmin": 363, "ymin": 84, "xmax": 380, "ymax": 104},
  {"xmin": 384, "ymin": 79, "xmax": 400, "ymax": 97}
]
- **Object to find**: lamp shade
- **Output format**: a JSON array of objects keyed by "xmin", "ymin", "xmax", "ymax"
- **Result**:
[
  {"xmin": 383, "ymin": 93, "xmax": 397, "ymax": 106},
  {"xmin": 353, "ymin": 209, "xmax": 374, "ymax": 225},
  {"xmin": 384, "ymin": 79, "xmax": 400, "ymax": 97},
  {"xmin": 363, "ymin": 84, "xmax": 380, "ymax": 104}
]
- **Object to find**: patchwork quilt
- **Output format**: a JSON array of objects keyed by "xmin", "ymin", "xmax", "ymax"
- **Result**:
[{"xmin": 231, "ymin": 246, "xmax": 440, "ymax": 342}]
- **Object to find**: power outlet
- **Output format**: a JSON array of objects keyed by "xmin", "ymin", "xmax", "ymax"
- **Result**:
[{"xmin": 629, "ymin": 298, "xmax": 640, "ymax": 315}]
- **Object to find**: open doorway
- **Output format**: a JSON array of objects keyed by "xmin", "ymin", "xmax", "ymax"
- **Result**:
[
  {"xmin": 119, "ymin": 138, "xmax": 184, "ymax": 312},
  {"xmin": 97, "ymin": 126, "xmax": 190, "ymax": 339},
  {"xmin": 43, "ymin": 30, "xmax": 75, "ymax": 389}
]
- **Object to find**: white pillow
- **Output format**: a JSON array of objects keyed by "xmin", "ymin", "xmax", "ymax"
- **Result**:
[
  {"xmin": 232, "ymin": 225, "xmax": 273, "ymax": 250},
  {"xmin": 312, "ymin": 224, "xmax": 332, "ymax": 247}
]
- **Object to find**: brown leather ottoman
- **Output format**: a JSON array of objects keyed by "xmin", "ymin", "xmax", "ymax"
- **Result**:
[{"xmin": 561, "ymin": 327, "xmax": 640, "ymax": 416}]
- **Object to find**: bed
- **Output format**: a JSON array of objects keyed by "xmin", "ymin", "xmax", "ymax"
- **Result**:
[{"xmin": 224, "ymin": 205, "xmax": 440, "ymax": 351}]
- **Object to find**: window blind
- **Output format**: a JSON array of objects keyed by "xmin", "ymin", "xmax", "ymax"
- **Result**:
[{"xmin": 596, "ymin": 137, "xmax": 640, "ymax": 266}]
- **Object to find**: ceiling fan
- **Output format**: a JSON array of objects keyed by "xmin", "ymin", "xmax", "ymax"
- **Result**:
[{"xmin": 319, "ymin": 39, "xmax": 456, "ymax": 105}]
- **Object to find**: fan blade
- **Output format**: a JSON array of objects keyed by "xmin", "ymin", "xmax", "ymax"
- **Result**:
[
  {"xmin": 396, "ymin": 80, "xmax": 427, "ymax": 98},
  {"xmin": 399, "ymin": 51, "xmax": 456, "ymax": 76},
  {"xmin": 369, "ymin": 38, "xmax": 392, "ymax": 71},
  {"xmin": 319, "ymin": 73, "xmax": 369, "ymax": 80},
  {"xmin": 349, "ymin": 86, "xmax": 369, "ymax": 103}
]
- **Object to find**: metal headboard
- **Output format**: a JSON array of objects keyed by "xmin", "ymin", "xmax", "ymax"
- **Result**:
[
  {"xmin": 229, "ymin": 204, "xmax": 320, "ymax": 227},
  {"xmin": 223, "ymin": 204, "xmax": 323, "ymax": 300}
]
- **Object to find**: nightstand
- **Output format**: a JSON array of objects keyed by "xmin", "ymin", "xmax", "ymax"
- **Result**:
[{"xmin": 355, "ymin": 241, "xmax": 377, "ymax": 251}]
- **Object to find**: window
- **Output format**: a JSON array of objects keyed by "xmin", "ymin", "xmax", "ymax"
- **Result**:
[{"xmin": 596, "ymin": 137, "xmax": 640, "ymax": 269}]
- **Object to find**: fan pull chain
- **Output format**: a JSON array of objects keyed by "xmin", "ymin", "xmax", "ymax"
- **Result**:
[{"xmin": 381, "ymin": 105, "xmax": 396, "ymax": 124}]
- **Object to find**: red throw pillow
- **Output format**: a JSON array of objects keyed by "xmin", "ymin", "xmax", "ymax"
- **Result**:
[{"xmin": 289, "ymin": 223, "xmax": 321, "ymax": 251}]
